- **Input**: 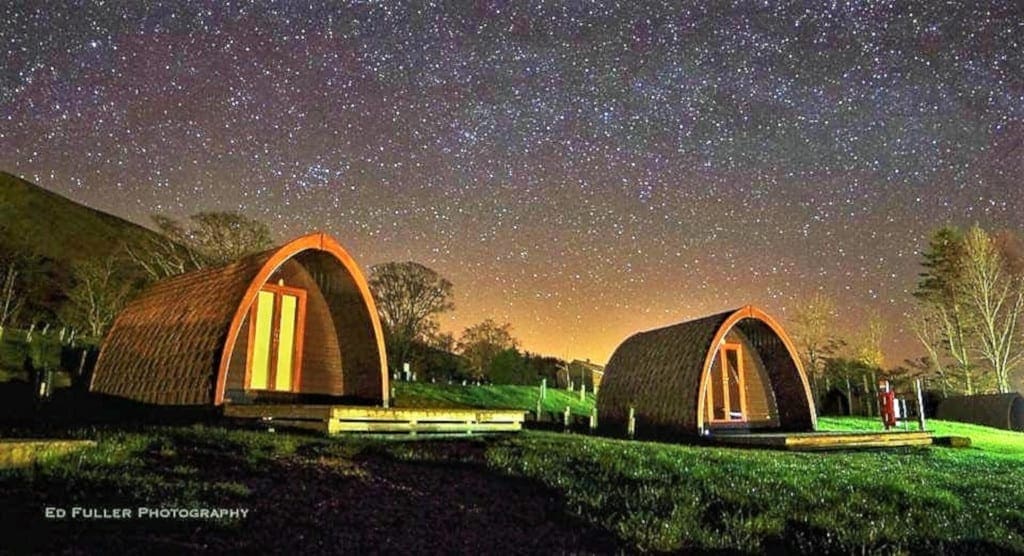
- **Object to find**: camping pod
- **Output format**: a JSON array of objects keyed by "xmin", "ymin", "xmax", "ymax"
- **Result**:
[
  {"xmin": 936, "ymin": 393, "xmax": 1024, "ymax": 431},
  {"xmin": 598, "ymin": 305, "xmax": 816, "ymax": 439},
  {"xmin": 90, "ymin": 232, "xmax": 388, "ymax": 407}
]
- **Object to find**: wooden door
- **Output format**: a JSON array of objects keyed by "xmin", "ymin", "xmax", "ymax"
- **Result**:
[
  {"xmin": 707, "ymin": 343, "xmax": 747, "ymax": 422},
  {"xmin": 246, "ymin": 284, "xmax": 307, "ymax": 392}
]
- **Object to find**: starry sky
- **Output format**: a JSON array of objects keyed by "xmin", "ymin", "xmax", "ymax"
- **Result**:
[{"xmin": 2, "ymin": 2, "xmax": 1022, "ymax": 366}]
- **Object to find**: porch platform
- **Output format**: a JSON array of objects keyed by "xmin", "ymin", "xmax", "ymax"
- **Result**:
[
  {"xmin": 709, "ymin": 430, "xmax": 935, "ymax": 451},
  {"xmin": 223, "ymin": 404, "xmax": 526, "ymax": 436}
]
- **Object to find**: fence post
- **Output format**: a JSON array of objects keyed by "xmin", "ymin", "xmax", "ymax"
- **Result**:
[
  {"xmin": 862, "ymin": 374, "xmax": 872, "ymax": 417},
  {"xmin": 915, "ymin": 378, "xmax": 927, "ymax": 431},
  {"xmin": 627, "ymin": 405, "xmax": 636, "ymax": 439},
  {"xmin": 77, "ymin": 349, "xmax": 88, "ymax": 378},
  {"xmin": 563, "ymin": 406, "xmax": 571, "ymax": 432},
  {"xmin": 540, "ymin": 378, "xmax": 546, "ymax": 401},
  {"xmin": 589, "ymin": 407, "xmax": 598, "ymax": 433},
  {"xmin": 536, "ymin": 395, "xmax": 543, "ymax": 422}
]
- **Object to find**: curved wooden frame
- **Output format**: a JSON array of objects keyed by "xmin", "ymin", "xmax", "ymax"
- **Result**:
[
  {"xmin": 695, "ymin": 305, "xmax": 816, "ymax": 433},
  {"xmin": 213, "ymin": 232, "xmax": 389, "ymax": 406}
]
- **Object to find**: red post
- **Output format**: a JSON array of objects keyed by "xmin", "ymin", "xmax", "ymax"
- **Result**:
[{"xmin": 877, "ymin": 379, "xmax": 896, "ymax": 430}]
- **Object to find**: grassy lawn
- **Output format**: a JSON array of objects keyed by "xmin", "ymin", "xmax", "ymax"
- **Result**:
[
  {"xmin": 394, "ymin": 381, "xmax": 596, "ymax": 416},
  {"xmin": 821, "ymin": 415, "xmax": 1024, "ymax": 459},
  {"xmin": 1, "ymin": 416, "xmax": 1022, "ymax": 553}
]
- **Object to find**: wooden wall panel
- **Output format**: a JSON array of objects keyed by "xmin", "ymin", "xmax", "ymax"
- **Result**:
[{"xmin": 725, "ymin": 329, "xmax": 780, "ymax": 426}]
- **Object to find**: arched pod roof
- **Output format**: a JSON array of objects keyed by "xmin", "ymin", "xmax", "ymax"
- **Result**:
[
  {"xmin": 936, "ymin": 393, "xmax": 1024, "ymax": 431},
  {"xmin": 597, "ymin": 305, "xmax": 816, "ymax": 437},
  {"xmin": 90, "ymin": 232, "xmax": 388, "ymax": 406}
]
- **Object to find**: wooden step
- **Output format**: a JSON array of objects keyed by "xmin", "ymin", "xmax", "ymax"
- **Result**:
[{"xmin": 711, "ymin": 430, "xmax": 935, "ymax": 451}]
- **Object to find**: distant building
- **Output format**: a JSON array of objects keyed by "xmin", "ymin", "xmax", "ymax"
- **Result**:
[{"xmin": 561, "ymin": 359, "xmax": 605, "ymax": 393}]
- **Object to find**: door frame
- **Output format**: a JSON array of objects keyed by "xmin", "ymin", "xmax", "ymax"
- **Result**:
[
  {"xmin": 244, "ymin": 283, "xmax": 307, "ymax": 392},
  {"xmin": 706, "ymin": 342, "xmax": 748, "ymax": 424}
]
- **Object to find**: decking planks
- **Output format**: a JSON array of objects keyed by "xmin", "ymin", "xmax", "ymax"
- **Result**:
[
  {"xmin": 710, "ymin": 430, "xmax": 934, "ymax": 451},
  {"xmin": 223, "ymin": 404, "xmax": 526, "ymax": 436}
]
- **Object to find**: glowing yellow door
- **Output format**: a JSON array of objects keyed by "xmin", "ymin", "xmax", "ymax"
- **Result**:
[{"xmin": 246, "ymin": 285, "xmax": 306, "ymax": 392}]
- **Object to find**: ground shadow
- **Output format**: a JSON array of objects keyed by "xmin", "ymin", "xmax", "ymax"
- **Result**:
[{"xmin": 0, "ymin": 436, "xmax": 623, "ymax": 555}]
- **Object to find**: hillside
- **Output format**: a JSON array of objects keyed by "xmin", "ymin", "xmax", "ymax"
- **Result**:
[
  {"xmin": 0, "ymin": 171, "xmax": 170, "ymax": 320},
  {"xmin": 0, "ymin": 172, "xmax": 162, "ymax": 266}
]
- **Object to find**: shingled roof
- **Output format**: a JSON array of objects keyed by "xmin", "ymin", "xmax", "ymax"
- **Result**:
[
  {"xmin": 597, "ymin": 305, "xmax": 816, "ymax": 438},
  {"xmin": 90, "ymin": 232, "xmax": 388, "ymax": 406}
]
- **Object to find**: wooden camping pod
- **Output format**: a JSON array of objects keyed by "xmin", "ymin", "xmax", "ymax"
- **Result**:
[
  {"xmin": 936, "ymin": 393, "xmax": 1024, "ymax": 431},
  {"xmin": 597, "ymin": 305, "xmax": 816, "ymax": 439},
  {"xmin": 90, "ymin": 232, "xmax": 388, "ymax": 406}
]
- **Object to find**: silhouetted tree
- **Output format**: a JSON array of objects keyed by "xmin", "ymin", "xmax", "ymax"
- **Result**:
[
  {"xmin": 488, "ymin": 348, "xmax": 531, "ymax": 385},
  {"xmin": 369, "ymin": 261, "xmax": 455, "ymax": 374},
  {"xmin": 914, "ymin": 226, "xmax": 978, "ymax": 394},
  {"xmin": 126, "ymin": 212, "xmax": 272, "ymax": 279},
  {"xmin": 960, "ymin": 226, "xmax": 1024, "ymax": 393},
  {"xmin": 61, "ymin": 255, "xmax": 135, "ymax": 337},
  {"xmin": 789, "ymin": 293, "xmax": 843, "ymax": 401},
  {"xmin": 457, "ymin": 319, "xmax": 518, "ymax": 380}
]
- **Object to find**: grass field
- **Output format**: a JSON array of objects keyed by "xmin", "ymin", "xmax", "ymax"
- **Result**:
[
  {"xmin": 394, "ymin": 381, "xmax": 596, "ymax": 416},
  {"xmin": 1, "ymin": 413, "xmax": 1021, "ymax": 553}
]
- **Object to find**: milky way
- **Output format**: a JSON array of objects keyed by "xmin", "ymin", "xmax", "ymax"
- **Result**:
[{"xmin": 2, "ymin": 2, "xmax": 1022, "ymax": 364}]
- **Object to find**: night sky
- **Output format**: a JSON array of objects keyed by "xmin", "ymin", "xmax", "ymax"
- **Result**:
[{"xmin": 2, "ymin": 2, "xmax": 1022, "ymax": 365}]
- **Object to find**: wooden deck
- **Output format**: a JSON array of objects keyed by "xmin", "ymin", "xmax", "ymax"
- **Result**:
[
  {"xmin": 223, "ymin": 404, "xmax": 526, "ymax": 436},
  {"xmin": 710, "ymin": 430, "xmax": 934, "ymax": 451}
]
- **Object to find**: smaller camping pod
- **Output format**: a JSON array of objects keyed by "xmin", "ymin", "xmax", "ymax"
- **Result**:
[
  {"xmin": 936, "ymin": 393, "xmax": 1024, "ymax": 431},
  {"xmin": 598, "ymin": 305, "xmax": 816, "ymax": 439},
  {"xmin": 90, "ymin": 232, "xmax": 388, "ymax": 407}
]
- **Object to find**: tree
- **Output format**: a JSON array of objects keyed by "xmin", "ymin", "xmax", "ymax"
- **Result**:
[
  {"xmin": 850, "ymin": 311, "xmax": 889, "ymax": 414},
  {"xmin": 959, "ymin": 226, "xmax": 1024, "ymax": 393},
  {"xmin": 913, "ymin": 226, "xmax": 978, "ymax": 394},
  {"xmin": 907, "ymin": 306, "xmax": 955, "ymax": 395},
  {"xmin": 126, "ymin": 212, "xmax": 273, "ymax": 279},
  {"xmin": 0, "ymin": 256, "xmax": 24, "ymax": 331},
  {"xmin": 457, "ymin": 319, "xmax": 518, "ymax": 380},
  {"xmin": 124, "ymin": 215, "xmax": 205, "ymax": 280},
  {"xmin": 789, "ymin": 293, "xmax": 842, "ymax": 400},
  {"xmin": 369, "ymin": 262, "xmax": 455, "ymax": 373},
  {"xmin": 488, "ymin": 348, "xmax": 532, "ymax": 385},
  {"xmin": 0, "ymin": 247, "xmax": 51, "ymax": 331},
  {"xmin": 61, "ymin": 256, "xmax": 136, "ymax": 337},
  {"xmin": 854, "ymin": 311, "xmax": 887, "ymax": 369},
  {"xmin": 523, "ymin": 353, "xmax": 565, "ymax": 386}
]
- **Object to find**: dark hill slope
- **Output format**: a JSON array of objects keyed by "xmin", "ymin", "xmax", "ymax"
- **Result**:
[
  {"xmin": 0, "ymin": 171, "xmax": 161, "ymax": 264},
  {"xmin": 0, "ymin": 171, "xmax": 168, "ymax": 320}
]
